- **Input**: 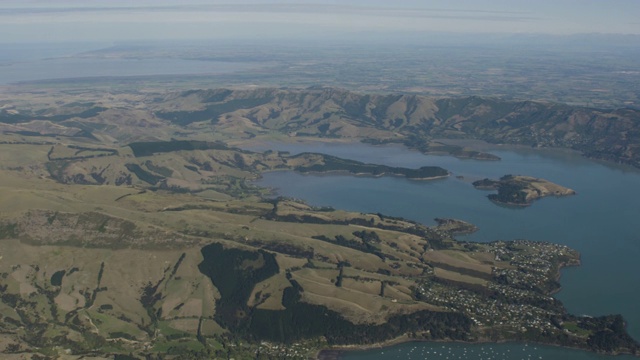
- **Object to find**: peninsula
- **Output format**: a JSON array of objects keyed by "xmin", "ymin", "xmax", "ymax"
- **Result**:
[{"xmin": 293, "ymin": 153, "xmax": 449, "ymax": 180}]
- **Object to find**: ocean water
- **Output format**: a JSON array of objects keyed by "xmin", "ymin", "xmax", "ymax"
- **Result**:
[
  {"xmin": 248, "ymin": 140, "xmax": 640, "ymax": 359},
  {"xmin": 0, "ymin": 56, "xmax": 260, "ymax": 85}
]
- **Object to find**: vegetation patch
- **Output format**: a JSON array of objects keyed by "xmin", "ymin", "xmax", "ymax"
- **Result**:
[
  {"xmin": 50, "ymin": 270, "xmax": 65, "ymax": 286},
  {"xmin": 250, "ymin": 282, "xmax": 472, "ymax": 345},
  {"xmin": 156, "ymin": 97, "xmax": 273, "ymax": 125},
  {"xmin": 197, "ymin": 243, "xmax": 471, "ymax": 345},
  {"xmin": 125, "ymin": 163, "xmax": 163, "ymax": 185},
  {"xmin": 197, "ymin": 243, "xmax": 279, "ymax": 330},
  {"xmin": 128, "ymin": 140, "xmax": 230, "ymax": 157}
]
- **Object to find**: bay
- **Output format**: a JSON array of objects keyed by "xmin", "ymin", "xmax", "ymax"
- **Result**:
[{"xmin": 247, "ymin": 140, "xmax": 640, "ymax": 359}]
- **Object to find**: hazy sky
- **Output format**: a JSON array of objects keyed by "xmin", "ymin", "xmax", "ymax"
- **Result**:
[{"xmin": 1, "ymin": 0, "xmax": 639, "ymax": 43}]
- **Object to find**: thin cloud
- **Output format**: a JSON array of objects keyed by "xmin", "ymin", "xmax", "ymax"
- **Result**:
[
  {"xmin": 0, "ymin": 3, "xmax": 532, "ymax": 14},
  {"xmin": 0, "ymin": 4, "xmax": 539, "ymax": 24},
  {"xmin": 0, "ymin": 3, "xmax": 533, "ymax": 17},
  {"xmin": 0, "ymin": 1, "xmax": 637, "ymax": 41}
]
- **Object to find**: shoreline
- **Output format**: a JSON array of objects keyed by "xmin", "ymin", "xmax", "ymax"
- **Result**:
[
  {"xmin": 549, "ymin": 257, "xmax": 582, "ymax": 296},
  {"xmin": 316, "ymin": 253, "xmax": 592, "ymax": 360},
  {"xmin": 244, "ymin": 135, "xmax": 640, "ymax": 174},
  {"xmin": 317, "ymin": 336, "xmax": 639, "ymax": 359},
  {"xmin": 435, "ymin": 138, "xmax": 640, "ymax": 173},
  {"xmin": 296, "ymin": 169, "xmax": 450, "ymax": 181},
  {"xmin": 257, "ymin": 166, "xmax": 450, "ymax": 182}
]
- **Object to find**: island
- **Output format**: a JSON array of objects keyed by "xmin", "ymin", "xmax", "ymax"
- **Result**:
[{"xmin": 473, "ymin": 175, "xmax": 576, "ymax": 206}]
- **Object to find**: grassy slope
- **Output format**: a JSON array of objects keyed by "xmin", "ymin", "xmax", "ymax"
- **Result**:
[{"xmin": 0, "ymin": 164, "xmax": 460, "ymax": 355}]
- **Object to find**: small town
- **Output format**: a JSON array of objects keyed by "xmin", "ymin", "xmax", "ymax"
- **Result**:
[{"xmin": 418, "ymin": 240, "xmax": 580, "ymax": 335}]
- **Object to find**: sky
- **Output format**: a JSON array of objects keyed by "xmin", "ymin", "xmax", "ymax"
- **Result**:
[{"xmin": 1, "ymin": 0, "xmax": 639, "ymax": 43}]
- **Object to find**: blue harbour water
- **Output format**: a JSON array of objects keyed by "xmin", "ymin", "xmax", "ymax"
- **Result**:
[{"xmin": 248, "ymin": 140, "xmax": 640, "ymax": 359}]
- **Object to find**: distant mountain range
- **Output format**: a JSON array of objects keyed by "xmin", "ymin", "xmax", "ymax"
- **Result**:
[
  {"xmin": 2, "ymin": 87, "xmax": 639, "ymax": 168},
  {"xmin": 156, "ymin": 88, "xmax": 640, "ymax": 167}
]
